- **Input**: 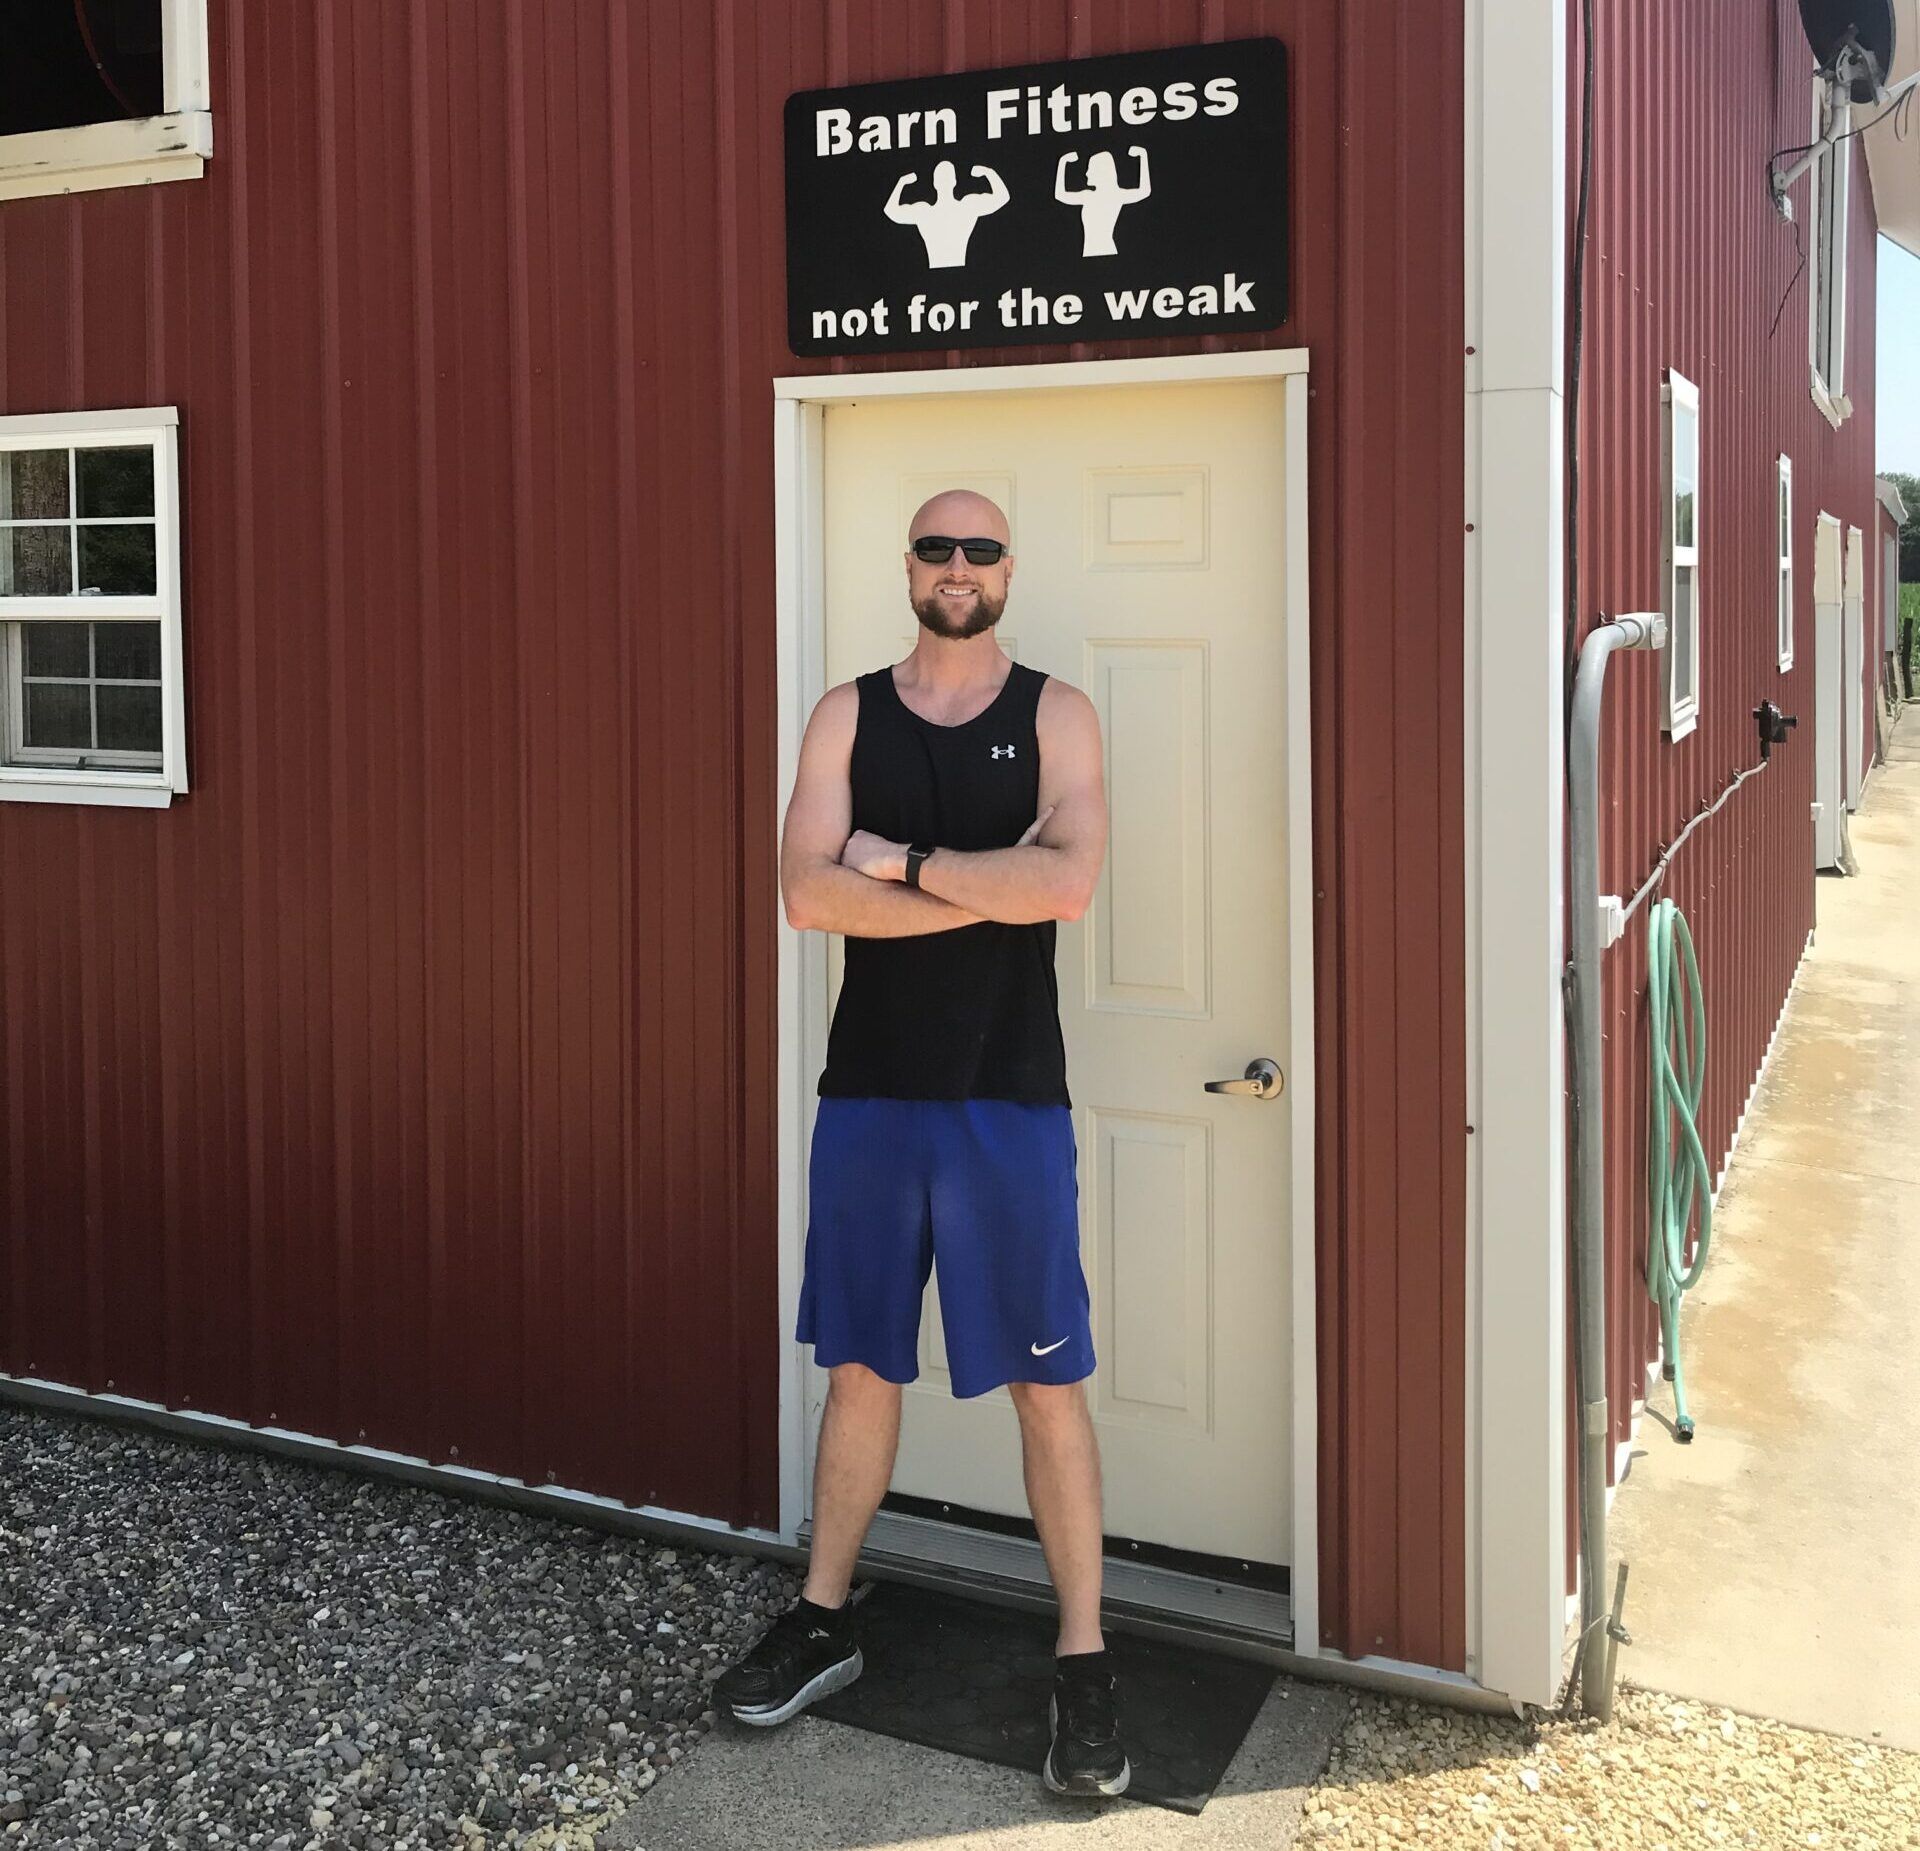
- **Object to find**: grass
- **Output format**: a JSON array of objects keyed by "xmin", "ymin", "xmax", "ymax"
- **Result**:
[{"xmin": 1904, "ymin": 582, "xmax": 1920, "ymax": 691}]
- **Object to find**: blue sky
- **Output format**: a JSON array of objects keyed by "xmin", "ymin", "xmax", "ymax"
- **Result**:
[{"xmin": 1882, "ymin": 237, "xmax": 1920, "ymax": 476}]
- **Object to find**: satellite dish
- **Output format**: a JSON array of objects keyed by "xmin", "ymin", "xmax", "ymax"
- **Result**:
[{"xmin": 1797, "ymin": 0, "xmax": 1897, "ymax": 103}]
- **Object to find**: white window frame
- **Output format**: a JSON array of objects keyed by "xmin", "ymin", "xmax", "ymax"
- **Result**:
[
  {"xmin": 1661, "ymin": 369, "xmax": 1701, "ymax": 739},
  {"xmin": 0, "ymin": 408, "xmax": 187, "ymax": 808},
  {"xmin": 1807, "ymin": 79, "xmax": 1851, "ymax": 427},
  {"xmin": 0, "ymin": 0, "xmax": 211, "ymax": 204},
  {"xmin": 1777, "ymin": 453, "xmax": 1795, "ymax": 672}
]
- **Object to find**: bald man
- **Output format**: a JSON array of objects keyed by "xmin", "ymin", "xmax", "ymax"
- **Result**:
[{"xmin": 714, "ymin": 491, "xmax": 1127, "ymax": 1797}]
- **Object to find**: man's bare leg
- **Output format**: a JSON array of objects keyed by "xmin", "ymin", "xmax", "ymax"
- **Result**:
[
  {"xmin": 801, "ymin": 1361, "xmax": 903, "ymax": 1607},
  {"xmin": 1009, "ymin": 1379, "xmax": 1106, "ymax": 1655}
]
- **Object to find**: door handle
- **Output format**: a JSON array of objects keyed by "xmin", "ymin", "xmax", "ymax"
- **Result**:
[{"xmin": 1203, "ymin": 1057, "xmax": 1284, "ymax": 1099}]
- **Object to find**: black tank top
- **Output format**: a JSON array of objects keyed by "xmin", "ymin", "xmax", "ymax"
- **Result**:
[{"xmin": 817, "ymin": 659, "xmax": 1071, "ymax": 1106}]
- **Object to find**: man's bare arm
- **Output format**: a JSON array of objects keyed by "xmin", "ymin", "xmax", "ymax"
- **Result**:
[
  {"xmin": 780, "ymin": 682, "xmax": 985, "ymax": 937},
  {"xmin": 913, "ymin": 681, "xmax": 1107, "ymax": 923}
]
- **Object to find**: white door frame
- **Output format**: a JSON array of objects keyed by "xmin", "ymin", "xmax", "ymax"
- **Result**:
[{"xmin": 770, "ymin": 348, "xmax": 1319, "ymax": 1659}]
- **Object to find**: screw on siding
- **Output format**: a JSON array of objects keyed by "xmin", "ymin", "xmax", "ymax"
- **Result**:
[
  {"xmin": 1466, "ymin": 522, "xmax": 1476, "ymax": 533},
  {"xmin": 1465, "ymin": 345, "xmax": 1477, "ymax": 355}
]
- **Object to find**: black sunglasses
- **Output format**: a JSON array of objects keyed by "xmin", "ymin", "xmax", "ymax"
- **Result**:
[{"xmin": 911, "ymin": 534, "xmax": 1009, "ymax": 566}]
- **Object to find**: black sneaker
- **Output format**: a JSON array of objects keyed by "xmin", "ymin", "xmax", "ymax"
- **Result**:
[
  {"xmin": 714, "ymin": 1595, "xmax": 863, "ymax": 1727},
  {"xmin": 1043, "ymin": 1649, "xmax": 1131, "ymax": 1797}
]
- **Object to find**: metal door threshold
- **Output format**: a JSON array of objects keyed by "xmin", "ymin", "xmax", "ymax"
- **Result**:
[{"xmin": 806, "ymin": 1508, "xmax": 1293, "ymax": 1657}]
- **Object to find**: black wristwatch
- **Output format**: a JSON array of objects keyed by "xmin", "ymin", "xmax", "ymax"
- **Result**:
[{"xmin": 903, "ymin": 843, "xmax": 935, "ymax": 889}]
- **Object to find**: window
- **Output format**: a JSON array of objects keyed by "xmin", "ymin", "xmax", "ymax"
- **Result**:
[
  {"xmin": 0, "ymin": 1, "xmax": 210, "ymax": 204},
  {"xmin": 1777, "ymin": 454, "xmax": 1794, "ymax": 672},
  {"xmin": 1661, "ymin": 370, "xmax": 1700, "ymax": 739},
  {"xmin": 1807, "ymin": 80, "xmax": 1852, "ymax": 424},
  {"xmin": 0, "ymin": 409, "xmax": 186, "ymax": 807}
]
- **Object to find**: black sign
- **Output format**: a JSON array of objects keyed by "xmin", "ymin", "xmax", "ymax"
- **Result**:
[{"xmin": 783, "ymin": 39, "xmax": 1288, "ymax": 356}]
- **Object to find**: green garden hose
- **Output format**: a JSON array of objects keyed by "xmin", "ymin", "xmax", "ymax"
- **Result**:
[{"xmin": 1646, "ymin": 897, "xmax": 1712, "ymax": 1442}]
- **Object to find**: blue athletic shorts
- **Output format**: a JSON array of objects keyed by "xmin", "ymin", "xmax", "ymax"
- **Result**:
[{"xmin": 795, "ymin": 1097, "xmax": 1095, "ymax": 1399}]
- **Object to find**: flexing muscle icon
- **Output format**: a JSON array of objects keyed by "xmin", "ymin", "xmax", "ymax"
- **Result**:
[
  {"xmin": 884, "ymin": 161, "xmax": 1010, "ymax": 268},
  {"xmin": 1054, "ymin": 146, "xmax": 1151, "ymax": 256}
]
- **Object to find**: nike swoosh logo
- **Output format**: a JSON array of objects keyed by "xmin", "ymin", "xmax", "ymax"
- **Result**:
[{"xmin": 1031, "ymin": 1337, "xmax": 1070, "ymax": 1356}]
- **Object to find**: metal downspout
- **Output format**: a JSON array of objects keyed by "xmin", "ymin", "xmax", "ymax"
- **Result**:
[{"xmin": 1566, "ymin": 612, "xmax": 1663, "ymax": 1717}]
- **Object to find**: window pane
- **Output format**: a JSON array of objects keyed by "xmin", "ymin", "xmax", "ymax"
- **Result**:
[
  {"xmin": 1673, "ymin": 405, "xmax": 1696, "ymax": 549},
  {"xmin": 1779, "ymin": 475, "xmax": 1789, "ymax": 558},
  {"xmin": 0, "ymin": 2, "xmax": 165, "ymax": 138},
  {"xmin": 1673, "ymin": 567, "xmax": 1695, "ymax": 702},
  {"xmin": 0, "ymin": 449, "xmax": 70, "ymax": 519},
  {"xmin": 78, "ymin": 523, "xmax": 157, "ymax": 595},
  {"xmin": 24, "ymin": 682, "xmax": 91, "ymax": 750},
  {"xmin": 2, "ymin": 525, "xmax": 74, "ymax": 595},
  {"xmin": 93, "ymin": 621, "xmax": 162, "ymax": 681},
  {"xmin": 95, "ymin": 684, "xmax": 163, "ymax": 753},
  {"xmin": 76, "ymin": 446, "xmax": 156, "ymax": 519},
  {"xmin": 23, "ymin": 621, "xmax": 90, "ymax": 679}
]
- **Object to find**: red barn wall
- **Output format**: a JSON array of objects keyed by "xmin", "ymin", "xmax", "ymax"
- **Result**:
[
  {"xmin": 1569, "ymin": 0, "xmax": 1881, "ymax": 1581},
  {"xmin": 0, "ymin": 0, "xmax": 1466, "ymax": 1668}
]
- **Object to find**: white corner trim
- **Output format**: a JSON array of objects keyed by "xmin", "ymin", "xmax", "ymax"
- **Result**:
[{"xmin": 1464, "ymin": 0, "xmax": 1569, "ymax": 1710}]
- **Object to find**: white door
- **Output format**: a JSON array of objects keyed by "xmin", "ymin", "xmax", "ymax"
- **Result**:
[
  {"xmin": 806, "ymin": 379, "xmax": 1299, "ymax": 1566},
  {"xmin": 1844, "ymin": 525, "xmax": 1864, "ymax": 809},
  {"xmin": 1814, "ymin": 514, "xmax": 1844, "ymax": 871}
]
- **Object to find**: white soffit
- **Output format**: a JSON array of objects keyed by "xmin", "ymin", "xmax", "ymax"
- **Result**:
[{"xmin": 1866, "ymin": 0, "xmax": 1920, "ymax": 257}]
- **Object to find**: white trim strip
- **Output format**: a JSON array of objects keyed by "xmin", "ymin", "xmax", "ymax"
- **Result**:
[
  {"xmin": 1464, "ymin": 0, "xmax": 1569, "ymax": 1710},
  {"xmin": 774, "ymin": 347, "xmax": 1310, "ymax": 402},
  {"xmin": 0, "ymin": 115, "xmax": 210, "ymax": 204},
  {"xmin": 0, "ymin": 1373, "xmax": 782, "ymax": 1552}
]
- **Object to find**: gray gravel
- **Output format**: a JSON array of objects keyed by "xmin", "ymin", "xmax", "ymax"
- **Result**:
[
  {"xmin": 0, "ymin": 1403, "xmax": 803, "ymax": 1849},
  {"xmin": 1302, "ymin": 1686, "xmax": 1920, "ymax": 1849}
]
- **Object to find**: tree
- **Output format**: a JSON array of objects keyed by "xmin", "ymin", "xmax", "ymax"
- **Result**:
[{"xmin": 1885, "ymin": 471, "xmax": 1920, "ymax": 582}]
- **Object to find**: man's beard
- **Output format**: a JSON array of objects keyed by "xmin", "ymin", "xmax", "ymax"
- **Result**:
[{"xmin": 911, "ymin": 585, "xmax": 1006, "ymax": 639}]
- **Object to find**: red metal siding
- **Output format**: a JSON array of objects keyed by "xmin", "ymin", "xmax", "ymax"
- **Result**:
[
  {"xmin": 1569, "ymin": 0, "xmax": 1881, "ymax": 1578},
  {"xmin": 0, "ymin": 0, "xmax": 1465, "ymax": 1668}
]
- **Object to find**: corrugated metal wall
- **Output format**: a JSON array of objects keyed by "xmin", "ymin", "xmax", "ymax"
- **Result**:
[
  {"xmin": 0, "ymin": 0, "xmax": 1466, "ymax": 1668},
  {"xmin": 1571, "ymin": 0, "xmax": 1881, "ymax": 1566}
]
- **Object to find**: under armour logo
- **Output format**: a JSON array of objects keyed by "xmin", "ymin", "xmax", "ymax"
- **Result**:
[{"xmin": 990, "ymin": 744, "xmax": 1016, "ymax": 759}]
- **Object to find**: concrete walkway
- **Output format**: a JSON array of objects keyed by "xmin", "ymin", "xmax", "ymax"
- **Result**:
[
  {"xmin": 1609, "ymin": 708, "xmax": 1920, "ymax": 1750},
  {"xmin": 596, "ymin": 1674, "xmax": 1348, "ymax": 1850}
]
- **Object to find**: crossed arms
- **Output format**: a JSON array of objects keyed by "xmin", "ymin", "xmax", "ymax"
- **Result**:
[{"xmin": 780, "ymin": 679, "xmax": 1107, "ymax": 937}]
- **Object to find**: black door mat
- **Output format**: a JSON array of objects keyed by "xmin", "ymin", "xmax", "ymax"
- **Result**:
[{"xmin": 800, "ymin": 1578, "xmax": 1276, "ymax": 1814}]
